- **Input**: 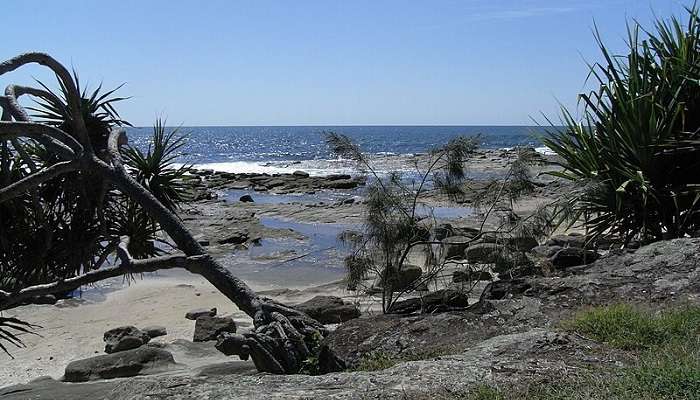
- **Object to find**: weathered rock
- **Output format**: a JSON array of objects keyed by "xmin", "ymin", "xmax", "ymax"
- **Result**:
[
  {"xmin": 480, "ymin": 279, "xmax": 532, "ymax": 301},
  {"xmin": 63, "ymin": 347, "xmax": 176, "ymax": 382},
  {"xmin": 452, "ymin": 268, "xmax": 493, "ymax": 283},
  {"xmin": 492, "ymin": 250, "xmax": 532, "ymax": 274},
  {"xmin": 545, "ymin": 233, "xmax": 586, "ymax": 248},
  {"xmin": 549, "ymin": 247, "xmax": 599, "ymax": 268},
  {"xmin": 389, "ymin": 289, "xmax": 470, "ymax": 314},
  {"xmin": 103, "ymin": 326, "xmax": 151, "ymax": 354},
  {"xmin": 292, "ymin": 296, "xmax": 361, "ymax": 324},
  {"xmin": 386, "ymin": 264, "xmax": 423, "ymax": 291},
  {"xmin": 481, "ymin": 234, "xmax": 539, "ymax": 251},
  {"xmin": 434, "ymin": 223, "xmax": 479, "ymax": 240},
  {"xmin": 217, "ymin": 231, "xmax": 249, "ymax": 245},
  {"xmin": 265, "ymin": 179, "xmax": 287, "ymax": 189},
  {"xmin": 464, "ymin": 243, "xmax": 504, "ymax": 264},
  {"xmin": 442, "ymin": 236, "xmax": 473, "ymax": 259},
  {"xmin": 239, "ymin": 194, "xmax": 254, "ymax": 203},
  {"xmin": 142, "ymin": 326, "xmax": 167, "ymax": 338},
  {"xmin": 185, "ymin": 307, "xmax": 217, "ymax": 320},
  {"xmin": 193, "ymin": 316, "xmax": 237, "ymax": 342},
  {"xmin": 530, "ymin": 244, "xmax": 562, "ymax": 258},
  {"xmin": 324, "ymin": 179, "xmax": 359, "ymax": 189}
]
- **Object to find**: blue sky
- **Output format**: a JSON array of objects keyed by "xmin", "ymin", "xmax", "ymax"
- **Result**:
[{"xmin": 2, "ymin": 0, "xmax": 689, "ymax": 126}]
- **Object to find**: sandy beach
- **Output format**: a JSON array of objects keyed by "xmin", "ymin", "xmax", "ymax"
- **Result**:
[{"xmin": 0, "ymin": 149, "xmax": 560, "ymax": 387}]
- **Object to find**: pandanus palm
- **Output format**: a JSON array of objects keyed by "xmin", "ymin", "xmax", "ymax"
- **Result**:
[
  {"xmin": 0, "ymin": 53, "xmax": 338, "ymax": 373},
  {"xmin": 543, "ymin": 5, "xmax": 700, "ymax": 243}
]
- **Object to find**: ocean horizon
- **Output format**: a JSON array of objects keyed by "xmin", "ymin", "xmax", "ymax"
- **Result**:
[{"xmin": 127, "ymin": 125, "xmax": 554, "ymax": 176}]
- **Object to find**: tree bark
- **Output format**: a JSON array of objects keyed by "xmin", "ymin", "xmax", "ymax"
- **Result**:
[{"xmin": 0, "ymin": 53, "xmax": 340, "ymax": 373}]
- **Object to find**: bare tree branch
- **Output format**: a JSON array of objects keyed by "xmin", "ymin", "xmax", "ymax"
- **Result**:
[
  {"xmin": 0, "ymin": 120, "xmax": 81, "ymax": 158},
  {"xmin": 0, "ymin": 160, "xmax": 80, "ymax": 203},
  {"xmin": 0, "ymin": 53, "xmax": 90, "ymax": 150},
  {"xmin": 0, "ymin": 253, "xmax": 210, "ymax": 310}
]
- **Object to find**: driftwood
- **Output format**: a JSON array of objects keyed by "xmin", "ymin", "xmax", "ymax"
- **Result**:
[{"xmin": 0, "ymin": 52, "xmax": 340, "ymax": 374}]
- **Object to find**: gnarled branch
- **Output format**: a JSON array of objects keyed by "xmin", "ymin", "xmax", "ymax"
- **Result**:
[
  {"xmin": 0, "ymin": 120, "xmax": 80, "ymax": 159},
  {"xmin": 0, "ymin": 252, "xmax": 210, "ymax": 310},
  {"xmin": 0, "ymin": 160, "xmax": 80, "ymax": 203},
  {"xmin": 0, "ymin": 53, "xmax": 90, "ymax": 150}
]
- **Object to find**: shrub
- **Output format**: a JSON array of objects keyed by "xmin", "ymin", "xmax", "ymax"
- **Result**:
[{"xmin": 543, "ymin": 5, "xmax": 700, "ymax": 244}]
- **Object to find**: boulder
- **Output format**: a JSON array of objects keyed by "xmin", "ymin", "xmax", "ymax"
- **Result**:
[
  {"xmin": 217, "ymin": 231, "xmax": 249, "ymax": 245},
  {"xmin": 63, "ymin": 347, "xmax": 176, "ymax": 382},
  {"xmin": 481, "ymin": 234, "xmax": 538, "ymax": 252},
  {"xmin": 452, "ymin": 268, "xmax": 493, "ymax": 283},
  {"xmin": 239, "ymin": 194, "xmax": 254, "ymax": 203},
  {"xmin": 103, "ymin": 326, "xmax": 151, "ymax": 354},
  {"xmin": 464, "ymin": 243, "xmax": 504, "ymax": 264},
  {"xmin": 433, "ymin": 223, "xmax": 454, "ymax": 240},
  {"xmin": 324, "ymin": 179, "xmax": 359, "ymax": 189},
  {"xmin": 185, "ymin": 307, "xmax": 217, "ymax": 320},
  {"xmin": 549, "ymin": 247, "xmax": 600, "ymax": 269},
  {"xmin": 434, "ymin": 224, "xmax": 480, "ymax": 241},
  {"xmin": 386, "ymin": 264, "xmax": 423, "ymax": 291},
  {"xmin": 442, "ymin": 236, "xmax": 473, "ymax": 259},
  {"xmin": 388, "ymin": 289, "xmax": 470, "ymax": 314},
  {"xmin": 530, "ymin": 245, "xmax": 562, "ymax": 258},
  {"xmin": 292, "ymin": 170, "xmax": 310, "ymax": 178},
  {"xmin": 292, "ymin": 296, "xmax": 361, "ymax": 324},
  {"xmin": 545, "ymin": 233, "xmax": 587, "ymax": 248},
  {"xmin": 265, "ymin": 179, "xmax": 287, "ymax": 189},
  {"xmin": 142, "ymin": 326, "xmax": 167, "ymax": 338},
  {"xmin": 193, "ymin": 316, "xmax": 237, "ymax": 342}
]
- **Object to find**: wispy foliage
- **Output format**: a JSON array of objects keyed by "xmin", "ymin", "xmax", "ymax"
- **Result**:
[{"xmin": 327, "ymin": 132, "xmax": 478, "ymax": 312}]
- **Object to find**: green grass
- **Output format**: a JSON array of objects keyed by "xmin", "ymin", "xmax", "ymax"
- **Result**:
[
  {"xmin": 353, "ymin": 347, "xmax": 459, "ymax": 372},
  {"xmin": 400, "ymin": 304, "xmax": 700, "ymax": 400},
  {"xmin": 564, "ymin": 303, "xmax": 700, "ymax": 350}
]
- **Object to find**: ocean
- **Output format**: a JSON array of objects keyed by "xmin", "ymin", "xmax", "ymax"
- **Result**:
[{"xmin": 126, "ymin": 125, "xmax": 551, "ymax": 176}]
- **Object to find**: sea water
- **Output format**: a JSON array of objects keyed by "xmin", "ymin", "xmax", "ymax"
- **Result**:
[{"xmin": 126, "ymin": 125, "xmax": 552, "ymax": 176}]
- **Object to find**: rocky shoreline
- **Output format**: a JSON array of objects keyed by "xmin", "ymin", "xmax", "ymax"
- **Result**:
[
  {"xmin": 4, "ymin": 148, "xmax": 695, "ymax": 399},
  {"xmin": 2, "ymin": 237, "xmax": 697, "ymax": 399}
]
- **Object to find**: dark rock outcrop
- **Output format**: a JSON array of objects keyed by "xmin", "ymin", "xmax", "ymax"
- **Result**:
[
  {"xmin": 388, "ymin": 289, "xmax": 470, "ymax": 314},
  {"xmin": 103, "ymin": 326, "xmax": 151, "ymax": 354},
  {"xmin": 464, "ymin": 243, "xmax": 503, "ymax": 264},
  {"xmin": 452, "ymin": 268, "xmax": 493, "ymax": 283},
  {"xmin": 63, "ymin": 347, "xmax": 176, "ymax": 382},
  {"xmin": 442, "ymin": 236, "xmax": 474, "ymax": 259},
  {"xmin": 142, "ymin": 326, "xmax": 167, "ymax": 338},
  {"xmin": 292, "ymin": 296, "xmax": 361, "ymax": 324},
  {"xmin": 185, "ymin": 307, "xmax": 217, "ymax": 320},
  {"xmin": 549, "ymin": 247, "xmax": 599, "ymax": 268},
  {"xmin": 193, "ymin": 316, "xmax": 237, "ymax": 342}
]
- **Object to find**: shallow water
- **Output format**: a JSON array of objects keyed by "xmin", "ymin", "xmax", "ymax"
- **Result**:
[
  {"xmin": 219, "ymin": 189, "xmax": 358, "ymax": 205},
  {"xmin": 213, "ymin": 216, "xmax": 356, "ymax": 289}
]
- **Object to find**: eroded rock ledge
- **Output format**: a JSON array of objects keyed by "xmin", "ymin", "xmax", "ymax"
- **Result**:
[{"xmin": 2, "ymin": 238, "xmax": 698, "ymax": 399}]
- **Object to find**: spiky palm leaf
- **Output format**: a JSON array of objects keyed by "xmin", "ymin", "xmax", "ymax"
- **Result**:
[
  {"xmin": 122, "ymin": 120, "xmax": 192, "ymax": 211},
  {"xmin": 542, "ymin": 5, "xmax": 700, "ymax": 243}
]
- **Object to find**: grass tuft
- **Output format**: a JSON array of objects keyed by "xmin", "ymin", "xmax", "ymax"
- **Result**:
[{"xmin": 564, "ymin": 303, "xmax": 700, "ymax": 350}]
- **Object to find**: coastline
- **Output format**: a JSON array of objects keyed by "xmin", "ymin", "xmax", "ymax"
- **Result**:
[{"xmin": 0, "ymin": 148, "xmax": 562, "ymax": 387}]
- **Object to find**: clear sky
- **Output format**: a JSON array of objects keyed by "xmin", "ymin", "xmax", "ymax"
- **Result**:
[{"xmin": 1, "ymin": 0, "xmax": 689, "ymax": 126}]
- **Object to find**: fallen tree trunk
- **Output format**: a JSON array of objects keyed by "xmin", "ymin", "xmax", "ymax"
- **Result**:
[{"xmin": 0, "ymin": 52, "xmax": 343, "ymax": 374}]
